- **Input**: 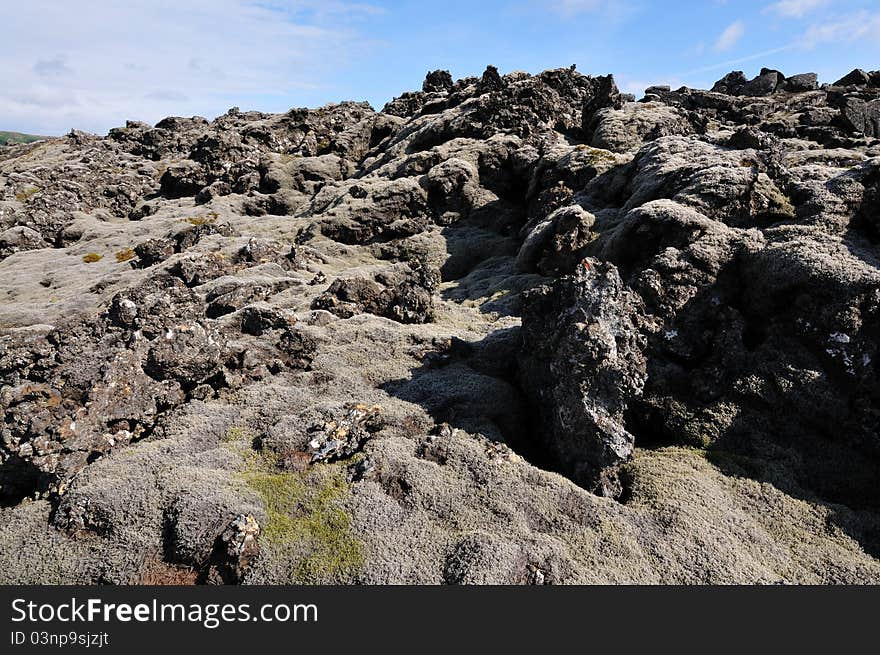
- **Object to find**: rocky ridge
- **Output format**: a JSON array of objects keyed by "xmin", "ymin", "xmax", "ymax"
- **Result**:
[{"xmin": 1, "ymin": 65, "xmax": 879, "ymax": 584}]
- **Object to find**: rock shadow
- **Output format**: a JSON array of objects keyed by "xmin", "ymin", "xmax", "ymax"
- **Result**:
[
  {"xmin": 437, "ymin": 216, "xmax": 547, "ymax": 318},
  {"xmin": 378, "ymin": 327, "xmax": 555, "ymax": 473},
  {"xmin": 0, "ymin": 455, "xmax": 48, "ymax": 507}
]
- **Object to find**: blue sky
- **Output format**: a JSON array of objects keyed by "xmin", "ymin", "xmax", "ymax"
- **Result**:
[{"xmin": 2, "ymin": 0, "xmax": 879, "ymax": 135}]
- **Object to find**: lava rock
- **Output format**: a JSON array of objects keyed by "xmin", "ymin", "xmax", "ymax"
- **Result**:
[
  {"xmin": 144, "ymin": 323, "xmax": 223, "ymax": 386},
  {"xmin": 519, "ymin": 259, "xmax": 649, "ymax": 497},
  {"xmin": 133, "ymin": 238, "xmax": 175, "ymax": 268},
  {"xmin": 422, "ymin": 69, "xmax": 454, "ymax": 93},
  {"xmin": 204, "ymin": 514, "xmax": 261, "ymax": 585},
  {"xmin": 834, "ymin": 69, "xmax": 872, "ymax": 87},
  {"xmin": 711, "ymin": 71, "xmax": 748, "ymax": 95},
  {"xmin": 785, "ymin": 72, "xmax": 819, "ymax": 92},
  {"xmin": 312, "ymin": 262, "xmax": 438, "ymax": 324}
]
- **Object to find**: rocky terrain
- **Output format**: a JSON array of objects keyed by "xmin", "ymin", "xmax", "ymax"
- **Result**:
[{"xmin": 1, "ymin": 64, "xmax": 879, "ymax": 584}]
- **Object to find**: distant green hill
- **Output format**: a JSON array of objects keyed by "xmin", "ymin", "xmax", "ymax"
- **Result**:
[{"xmin": 0, "ymin": 131, "xmax": 48, "ymax": 146}]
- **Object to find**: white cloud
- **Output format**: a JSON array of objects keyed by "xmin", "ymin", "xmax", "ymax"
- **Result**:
[
  {"xmin": 679, "ymin": 44, "xmax": 795, "ymax": 76},
  {"xmin": 800, "ymin": 10, "xmax": 880, "ymax": 47},
  {"xmin": 0, "ymin": 0, "xmax": 382, "ymax": 135},
  {"xmin": 714, "ymin": 20, "xmax": 745, "ymax": 53},
  {"xmin": 764, "ymin": 0, "xmax": 828, "ymax": 19}
]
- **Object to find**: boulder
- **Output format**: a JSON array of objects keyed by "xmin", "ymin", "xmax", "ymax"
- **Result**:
[
  {"xmin": 741, "ymin": 70, "xmax": 781, "ymax": 96},
  {"xmin": 834, "ymin": 69, "xmax": 872, "ymax": 87},
  {"xmin": 711, "ymin": 71, "xmax": 747, "ymax": 95},
  {"xmin": 785, "ymin": 72, "xmax": 819, "ymax": 92}
]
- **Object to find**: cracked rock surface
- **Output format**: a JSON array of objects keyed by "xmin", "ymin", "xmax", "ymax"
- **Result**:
[{"xmin": 2, "ymin": 65, "xmax": 880, "ymax": 584}]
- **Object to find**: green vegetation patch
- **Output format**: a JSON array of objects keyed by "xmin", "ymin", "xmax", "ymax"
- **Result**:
[
  {"xmin": 222, "ymin": 426, "xmax": 254, "ymax": 444},
  {"xmin": 226, "ymin": 430, "xmax": 364, "ymax": 583},
  {"xmin": 0, "ymin": 131, "xmax": 47, "ymax": 146}
]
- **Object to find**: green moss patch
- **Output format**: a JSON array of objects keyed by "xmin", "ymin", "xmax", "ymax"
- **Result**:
[
  {"xmin": 575, "ymin": 145, "xmax": 618, "ymax": 166},
  {"xmin": 229, "ymin": 434, "xmax": 364, "ymax": 583}
]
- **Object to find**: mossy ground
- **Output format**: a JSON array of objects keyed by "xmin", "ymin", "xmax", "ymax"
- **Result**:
[{"xmin": 224, "ymin": 427, "xmax": 364, "ymax": 583}]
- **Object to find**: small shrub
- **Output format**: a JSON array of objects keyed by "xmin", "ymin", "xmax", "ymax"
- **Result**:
[
  {"xmin": 82, "ymin": 253, "xmax": 103, "ymax": 263},
  {"xmin": 115, "ymin": 248, "xmax": 136, "ymax": 263},
  {"xmin": 185, "ymin": 211, "xmax": 219, "ymax": 226}
]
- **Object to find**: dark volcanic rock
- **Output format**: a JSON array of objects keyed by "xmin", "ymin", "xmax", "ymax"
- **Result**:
[
  {"xmin": 835, "ymin": 69, "xmax": 872, "ymax": 87},
  {"xmin": 712, "ymin": 68, "xmax": 785, "ymax": 97},
  {"xmin": 711, "ymin": 71, "xmax": 748, "ymax": 95},
  {"xmin": 785, "ymin": 72, "xmax": 818, "ymax": 92},
  {"xmin": 520, "ymin": 260, "xmax": 649, "ymax": 497},
  {"xmin": 313, "ymin": 261, "xmax": 438, "ymax": 324},
  {"xmin": 144, "ymin": 323, "xmax": 223, "ymax": 385},
  {"xmin": 422, "ymin": 69, "xmax": 454, "ymax": 93},
  {"xmin": 134, "ymin": 238, "xmax": 175, "ymax": 268},
  {"xmin": 516, "ymin": 204, "xmax": 596, "ymax": 275},
  {"xmin": 741, "ymin": 69, "xmax": 781, "ymax": 96}
]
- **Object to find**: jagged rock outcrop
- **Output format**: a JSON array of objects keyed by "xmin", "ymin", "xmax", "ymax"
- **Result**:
[
  {"xmin": 2, "ymin": 65, "xmax": 880, "ymax": 585},
  {"xmin": 520, "ymin": 260, "xmax": 650, "ymax": 496}
]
